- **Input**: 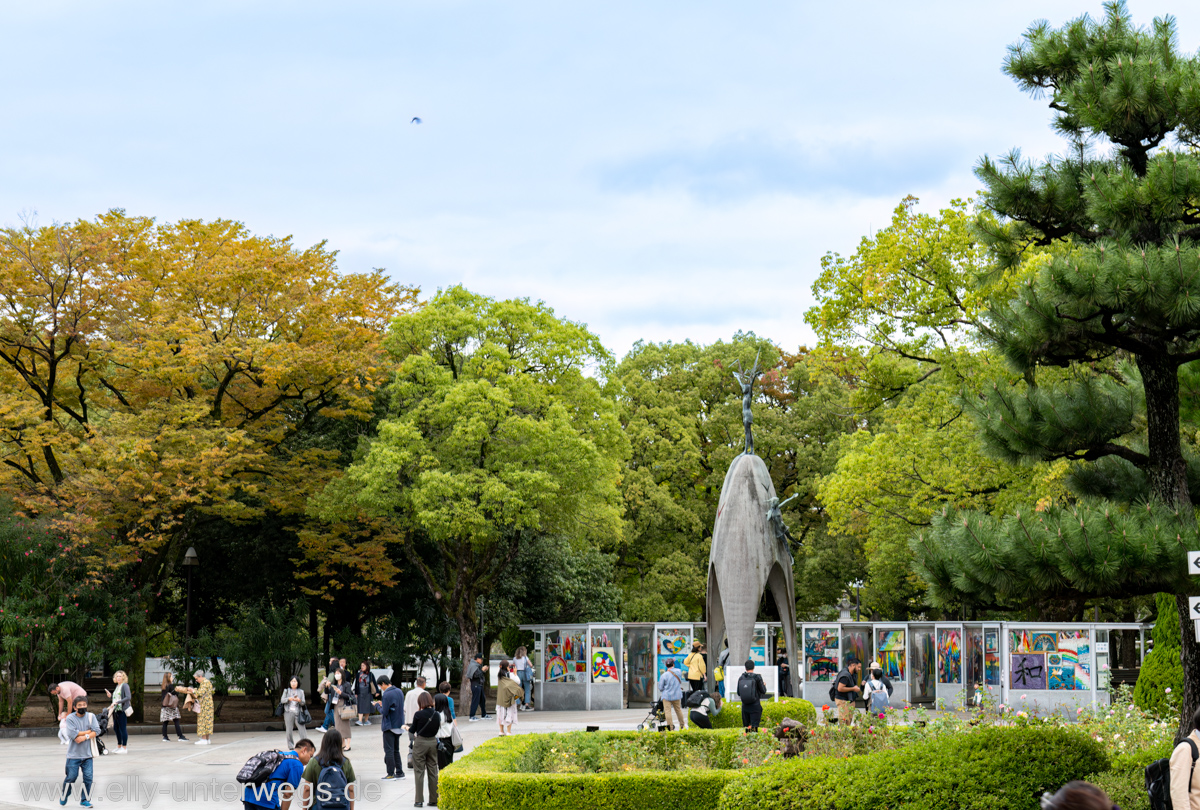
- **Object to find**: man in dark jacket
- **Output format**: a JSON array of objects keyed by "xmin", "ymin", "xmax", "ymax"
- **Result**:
[
  {"xmin": 736, "ymin": 659, "xmax": 768, "ymax": 732},
  {"xmin": 466, "ymin": 653, "xmax": 490, "ymax": 721},
  {"xmin": 376, "ymin": 675, "xmax": 406, "ymax": 780}
]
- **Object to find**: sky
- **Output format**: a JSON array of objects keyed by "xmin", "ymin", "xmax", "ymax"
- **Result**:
[{"xmin": 4, "ymin": 1, "xmax": 1200, "ymax": 358}]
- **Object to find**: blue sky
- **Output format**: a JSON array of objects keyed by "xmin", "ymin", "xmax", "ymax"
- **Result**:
[{"xmin": 4, "ymin": 1, "xmax": 1198, "ymax": 357}]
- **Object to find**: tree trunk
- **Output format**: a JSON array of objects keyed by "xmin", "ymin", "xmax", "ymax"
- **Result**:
[
  {"xmin": 1138, "ymin": 354, "xmax": 1198, "ymax": 744},
  {"xmin": 309, "ymin": 602, "xmax": 319, "ymax": 697},
  {"xmin": 129, "ymin": 633, "xmax": 147, "ymax": 723},
  {"xmin": 458, "ymin": 618, "xmax": 480, "ymax": 710}
]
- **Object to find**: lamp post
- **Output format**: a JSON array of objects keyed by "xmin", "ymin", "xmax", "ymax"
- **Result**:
[
  {"xmin": 183, "ymin": 547, "xmax": 199, "ymax": 673},
  {"xmin": 850, "ymin": 580, "xmax": 864, "ymax": 622}
]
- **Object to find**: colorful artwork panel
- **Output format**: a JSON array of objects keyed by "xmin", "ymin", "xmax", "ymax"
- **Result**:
[
  {"xmin": 591, "ymin": 648, "xmax": 619, "ymax": 683},
  {"xmin": 878, "ymin": 630, "xmax": 905, "ymax": 651},
  {"xmin": 984, "ymin": 652, "xmax": 1000, "ymax": 686},
  {"xmin": 806, "ymin": 656, "xmax": 838, "ymax": 681},
  {"xmin": 1010, "ymin": 630, "xmax": 1031, "ymax": 654},
  {"xmin": 1032, "ymin": 632, "xmax": 1057, "ymax": 652},
  {"xmin": 881, "ymin": 649, "xmax": 906, "ymax": 680},
  {"xmin": 985, "ymin": 633, "xmax": 998, "ymax": 653},
  {"xmin": 1010, "ymin": 653, "xmax": 1046, "ymax": 690},
  {"xmin": 1048, "ymin": 653, "xmax": 1063, "ymax": 667},
  {"xmin": 1049, "ymin": 665, "xmax": 1075, "ymax": 691},
  {"xmin": 545, "ymin": 655, "xmax": 568, "ymax": 683},
  {"xmin": 657, "ymin": 654, "xmax": 687, "ymax": 680},
  {"xmin": 937, "ymin": 629, "xmax": 962, "ymax": 684},
  {"xmin": 804, "ymin": 628, "xmax": 838, "ymax": 658},
  {"xmin": 657, "ymin": 629, "xmax": 690, "ymax": 656}
]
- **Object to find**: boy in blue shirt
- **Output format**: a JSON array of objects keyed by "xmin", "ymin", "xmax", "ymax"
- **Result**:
[{"xmin": 242, "ymin": 739, "xmax": 315, "ymax": 810}]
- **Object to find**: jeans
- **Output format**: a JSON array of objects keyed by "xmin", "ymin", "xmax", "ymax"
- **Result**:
[
  {"xmin": 63, "ymin": 757, "xmax": 93, "ymax": 802},
  {"xmin": 469, "ymin": 682, "xmax": 487, "ymax": 718},
  {"xmin": 412, "ymin": 736, "xmax": 439, "ymax": 805},
  {"xmin": 741, "ymin": 701, "xmax": 763, "ymax": 731},
  {"xmin": 518, "ymin": 669, "xmax": 532, "ymax": 707},
  {"xmin": 383, "ymin": 728, "xmax": 404, "ymax": 776},
  {"xmin": 716, "ymin": 679, "xmax": 725, "ymax": 698},
  {"xmin": 113, "ymin": 711, "xmax": 128, "ymax": 746},
  {"xmin": 322, "ymin": 696, "xmax": 335, "ymax": 730}
]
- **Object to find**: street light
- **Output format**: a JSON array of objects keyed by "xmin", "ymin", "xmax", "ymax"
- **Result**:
[
  {"xmin": 183, "ymin": 547, "xmax": 199, "ymax": 672},
  {"xmin": 850, "ymin": 580, "xmax": 864, "ymax": 622}
]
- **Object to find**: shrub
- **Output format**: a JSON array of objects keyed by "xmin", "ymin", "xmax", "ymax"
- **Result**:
[
  {"xmin": 711, "ymin": 698, "xmax": 817, "ymax": 730},
  {"xmin": 717, "ymin": 725, "xmax": 1110, "ymax": 810},
  {"xmin": 1135, "ymin": 594, "xmax": 1184, "ymax": 718},
  {"xmin": 1084, "ymin": 747, "xmax": 1168, "ymax": 810},
  {"xmin": 440, "ymin": 730, "xmax": 750, "ymax": 810}
]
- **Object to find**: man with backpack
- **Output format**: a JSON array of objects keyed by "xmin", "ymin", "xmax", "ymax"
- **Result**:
[
  {"xmin": 465, "ymin": 654, "xmax": 490, "ymax": 721},
  {"xmin": 862, "ymin": 661, "xmax": 893, "ymax": 716},
  {"xmin": 736, "ymin": 659, "xmax": 768, "ymax": 732},
  {"xmin": 831, "ymin": 657, "xmax": 861, "ymax": 724},
  {"xmin": 241, "ymin": 739, "xmax": 315, "ymax": 810}
]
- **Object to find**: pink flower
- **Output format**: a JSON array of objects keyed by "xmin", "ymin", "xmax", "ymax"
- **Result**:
[{"xmin": 1166, "ymin": 687, "xmax": 1173, "ymax": 694}]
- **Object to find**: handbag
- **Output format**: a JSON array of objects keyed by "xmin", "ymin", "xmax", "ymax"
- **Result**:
[
  {"xmin": 183, "ymin": 695, "xmax": 196, "ymax": 712},
  {"xmin": 450, "ymin": 722, "xmax": 464, "ymax": 752},
  {"xmin": 124, "ymin": 706, "xmax": 134, "ymax": 717},
  {"xmin": 163, "ymin": 692, "xmax": 179, "ymax": 709},
  {"xmin": 298, "ymin": 705, "xmax": 312, "ymax": 726},
  {"xmin": 338, "ymin": 705, "xmax": 357, "ymax": 720}
]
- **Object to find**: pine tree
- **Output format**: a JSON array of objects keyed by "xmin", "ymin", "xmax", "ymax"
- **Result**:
[
  {"xmin": 910, "ymin": 2, "xmax": 1200, "ymax": 740},
  {"xmin": 1134, "ymin": 593, "xmax": 1184, "ymax": 717}
]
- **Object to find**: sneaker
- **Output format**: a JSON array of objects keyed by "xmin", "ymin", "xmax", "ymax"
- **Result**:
[
  {"xmin": 314, "ymin": 727, "xmax": 326, "ymax": 734},
  {"xmin": 382, "ymin": 774, "xmax": 397, "ymax": 780},
  {"xmin": 482, "ymin": 714, "xmax": 492, "ymax": 720},
  {"xmin": 177, "ymin": 737, "xmax": 189, "ymax": 742},
  {"xmin": 59, "ymin": 796, "xmax": 67, "ymax": 807},
  {"xmin": 397, "ymin": 772, "xmax": 406, "ymax": 779},
  {"xmin": 81, "ymin": 803, "xmax": 93, "ymax": 808},
  {"xmin": 468, "ymin": 717, "xmax": 480, "ymax": 722},
  {"xmin": 162, "ymin": 737, "xmax": 171, "ymax": 743}
]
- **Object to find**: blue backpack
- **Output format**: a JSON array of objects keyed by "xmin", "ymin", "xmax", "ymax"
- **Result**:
[
  {"xmin": 313, "ymin": 761, "xmax": 349, "ymax": 810},
  {"xmin": 867, "ymin": 679, "xmax": 890, "ymax": 712}
]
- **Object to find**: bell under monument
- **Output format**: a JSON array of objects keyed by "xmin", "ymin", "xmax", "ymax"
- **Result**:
[{"xmin": 706, "ymin": 355, "xmax": 801, "ymax": 699}]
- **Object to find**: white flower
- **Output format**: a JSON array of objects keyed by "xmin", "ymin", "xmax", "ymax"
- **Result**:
[{"xmin": 1166, "ymin": 687, "xmax": 1173, "ymax": 694}]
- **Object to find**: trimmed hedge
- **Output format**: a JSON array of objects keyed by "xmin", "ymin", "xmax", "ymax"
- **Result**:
[
  {"xmin": 440, "ymin": 730, "xmax": 747, "ymax": 810},
  {"xmin": 717, "ymin": 725, "xmax": 1110, "ymax": 810},
  {"xmin": 1084, "ymin": 745, "xmax": 1170, "ymax": 810},
  {"xmin": 711, "ymin": 698, "xmax": 817, "ymax": 730}
]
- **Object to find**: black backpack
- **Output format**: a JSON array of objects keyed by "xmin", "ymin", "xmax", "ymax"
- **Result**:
[
  {"xmin": 686, "ymin": 689, "xmax": 709, "ymax": 708},
  {"xmin": 236, "ymin": 750, "xmax": 285, "ymax": 786},
  {"xmin": 1147, "ymin": 738, "xmax": 1198, "ymax": 810},
  {"xmin": 737, "ymin": 673, "xmax": 761, "ymax": 703}
]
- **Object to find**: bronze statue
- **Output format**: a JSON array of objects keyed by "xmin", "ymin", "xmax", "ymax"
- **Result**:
[
  {"xmin": 731, "ymin": 352, "xmax": 761, "ymax": 456},
  {"xmin": 765, "ymin": 493, "xmax": 800, "ymax": 561}
]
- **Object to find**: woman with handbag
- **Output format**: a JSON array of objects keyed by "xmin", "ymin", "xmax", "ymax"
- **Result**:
[
  {"xmin": 176, "ymin": 671, "xmax": 215, "ymax": 745},
  {"xmin": 433, "ymin": 693, "xmax": 456, "ymax": 768},
  {"xmin": 104, "ymin": 671, "xmax": 132, "ymax": 754},
  {"xmin": 410, "ymin": 692, "xmax": 441, "ymax": 808},
  {"xmin": 330, "ymin": 669, "xmax": 354, "ymax": 751},
  {"xmin": 281, "ymin": 676, "xmax": 310, "ymax": 749},
  {"xmin": 159, "ymin": 673, "xmax": 187, "ymax": 742}
]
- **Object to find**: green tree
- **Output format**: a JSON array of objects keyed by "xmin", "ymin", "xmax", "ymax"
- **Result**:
[
  {"xmin": 1134, "ymin": 593, "xmax": 1184, "ymax": 716},
  {"xmin": 315, "ymin": 286, "xmax": 626, "ymax": 704},
  {"xmin": 910, "ymin": 3, "xmax": 1200, "ymax": 739}
]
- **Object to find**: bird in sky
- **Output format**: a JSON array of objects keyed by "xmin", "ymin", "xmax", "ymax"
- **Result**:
[{"xmin": 411, "ymin": 117, "xmax": 422, "ymax": 124}]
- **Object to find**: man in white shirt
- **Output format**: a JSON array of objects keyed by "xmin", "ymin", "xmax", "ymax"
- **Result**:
[{"xmin": 403, "ymin": 677, "xmax": 427, "ymax": 767}]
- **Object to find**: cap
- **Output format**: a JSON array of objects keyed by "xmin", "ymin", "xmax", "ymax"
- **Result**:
[{"xmin": 869, "ymin": 661, "xmax": 881, "ymax": 670}]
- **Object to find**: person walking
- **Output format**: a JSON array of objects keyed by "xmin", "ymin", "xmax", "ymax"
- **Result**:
[
  {"xmin": 833, "ymin": 658, "xmax": 862, "ymax": 725},
  {"xmin": 177, "ymin": 671, "xmax": 215, "ymax": 745},
  {"xmin": 104, "ymin": 671, "xmax": 132, "ymax": 754},
  {"xmin": 495, "ymin": 661, "xmax": 523, "ymax": 736},
  {"xmin": 280, "ymin": 676, "xmax": 310, "ymax": 750},
  {"xmin": 409, "ymin": 692, "xmax": 441, "ymax": 808},
  {"xmin": 159, "ymin": 673, "xmax": 187, "ymax": 742},
  {"xmin": 404, "ymin": 677, "xmax": 428, "ymax": 768},
  {"xmin": 512, "ymin": 646, "xmax": 534, "ymax": 711},
  {"xmin": 684, "ymin": 641, "xmax": 707, "ymax": 693},
  {"xmin": 657, "ymin": 659, "xmax": 687, "ymax": 731},
  {"xmin": 466, "ymin": 653, "xmax": 490, "ymax": 721},
  {"xmin": 689, "ymin": 692, "xmax": 722, "ymax": 730},
  {"xmin": 437, "ymin": 682, "xmax": 457, "ymax": 720},
  {"xmin": 433, "ymin": 693, "xmax": 457, "ymax": 768},
  {"xmin": 775, "ymin": 652, "xmax": 793, "ymax": 698},
  {"xmin": 242, "ymin": 738, "xmax": 314, "ymax": 810},
  {"xmin": 298, "ymin": 730, "xmax": 356, "ymax": 810},
  {"xmin": 736, "ymin": 659, "xmax": 768, "ymax": 732},
  {"xmin": 374, "ymin": 675, "xmax": 406, "ymax": 781},
  {"xmin": 862, "ymin": 662, "xmax": 894, "ymax": 715},
  {"xmin": 60, "ymin": 695, "xmax": 100, "ymax": 807},
  {"xmin": 353, "ymin": 662, "xmax": 377, "ymax": 727},
  {"xmin": 316, "ymin": 657, "xmax": 340, "ymax": 734},
  {"xmin": 329, "ymin": 669, "xmax": 353, "ymax": 751}
]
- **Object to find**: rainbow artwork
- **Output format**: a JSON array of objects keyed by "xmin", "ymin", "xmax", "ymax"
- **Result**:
[
  {"xmin": 545, "ymin": 655, "xmax": 568, "ymax": 683},
  {"xmin": 1032, "ymin": 632, "xmax": 1057, "ymax": 652},
  {"xmin": 591, "ymin": 648, "xmax": 619, "ymax": 683},
  {"xmin": 658, "ymin": 629, "xmax": 690, "ymax": 655},
  {"xmin": 1058, "ymin": 631, "xmax": 1091, "ymax": 690},
  {"xmin": 937, "ymin": 629, "xmax": 962, "ymax": 684}
]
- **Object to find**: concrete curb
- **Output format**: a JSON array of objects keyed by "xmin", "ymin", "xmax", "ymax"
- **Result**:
[{"xmin": 0, "ymin": 721, "xmax": 308, "ymax": 739}]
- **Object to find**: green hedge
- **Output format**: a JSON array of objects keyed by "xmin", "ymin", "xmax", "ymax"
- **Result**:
[
  {"xmin": 1084, "ymin": 745, "xmax": 1169, "ymax": 810},
  {"xmin": 440, "ymin": 730, "xmax": 747, "ymax": 810},
  {"xmin": 711, "ymin": 698, "xmax": 817, "ymax": 730},
  {"xmin": 717, "ymin": 725, "xmax": 1110, "ymax": 810}
]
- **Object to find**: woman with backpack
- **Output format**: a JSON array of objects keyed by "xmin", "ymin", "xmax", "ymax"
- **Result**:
[
  {"xmin": 862, "ymin": 662, "xmax": 894, "ymax": 716},
  {"xmin": 1167, "ymin": 705, "xmax": 1200, "ymax": 809},
  {"xmin": 688, "ymin": 692, "xmax": 722, "ymax": 730},
  {"xmin": 299, "ymin": 729, "xmax": 356, "ymax": 810},
  {"xmin": 410, "ymin": 691, "xmax": 442, "ymax": 808}
]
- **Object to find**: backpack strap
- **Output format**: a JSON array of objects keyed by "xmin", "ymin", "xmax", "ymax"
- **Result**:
[{"xmin": 1188, "ymin": 738, "xmax": 1199, "ymax": 794}]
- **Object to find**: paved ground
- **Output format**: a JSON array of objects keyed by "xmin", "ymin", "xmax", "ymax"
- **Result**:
[{"xmin": 0, "ymin": 710, "xmax": 649, "ymax": 809}]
